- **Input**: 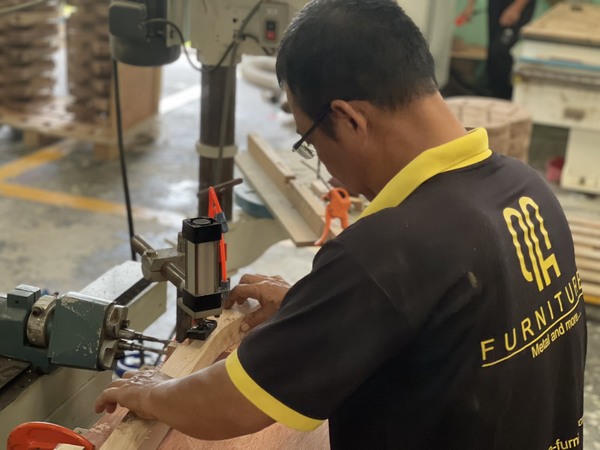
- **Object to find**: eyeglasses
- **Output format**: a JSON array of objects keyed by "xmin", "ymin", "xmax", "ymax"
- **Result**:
[{"xmin": 292, "ymin": 108, "xmax": 330, "ymax": 160}]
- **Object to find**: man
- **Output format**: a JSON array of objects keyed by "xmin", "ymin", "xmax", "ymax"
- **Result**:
[
  {"xmin": 96, "ymin": 0, "xmax": 586, "ymax": 448},
  {"xmin": 460, "ymin": 0, "xmax": 537, "ymax": 99}
]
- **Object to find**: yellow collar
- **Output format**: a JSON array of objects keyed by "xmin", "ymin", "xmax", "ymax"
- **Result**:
[{"xmin": 360, "ymin": 128, "xmax": 492, "ymax": 219}]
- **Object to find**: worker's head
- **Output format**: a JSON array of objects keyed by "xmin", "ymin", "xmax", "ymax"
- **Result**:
[{"xmin": 276, "ymin": 0, "xmax": 438, "ymax": 196}]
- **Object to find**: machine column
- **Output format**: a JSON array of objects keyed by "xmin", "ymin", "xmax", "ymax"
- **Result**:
[{"xmin": 198, "ymin": 66, "xmax": 237, "ymax": 220}]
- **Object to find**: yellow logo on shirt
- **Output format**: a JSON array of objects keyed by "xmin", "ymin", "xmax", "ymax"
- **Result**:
[{"xmin": 503, "ymin": 197, "xmax": 561, "ymax": 291}]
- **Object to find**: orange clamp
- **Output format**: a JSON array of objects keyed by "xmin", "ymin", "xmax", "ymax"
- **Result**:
[
  {"xmin": 207, "ymin": 187, "xmax": 227, "ymax": 282},
  {"xmin": 7, "ymin": 422, "xmax": 95, "ymax": 450},
  {"xmin": 315, "ymin": 187, "xmax": 351, "ymax": 246}
]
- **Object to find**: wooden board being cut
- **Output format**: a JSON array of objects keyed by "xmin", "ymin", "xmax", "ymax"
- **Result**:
[
  {"xmin": 89, "ymin": 308, "xmax": 248, "ymax": 449},
  {"xmin": 521, "ymin": 2, "xmax": 600, "ymax": 47},
  {"xmin": 85, "ymin": 307, "xmax": 330, "ymax": 449},
  {"xmin": 568, "ymin": 215, "xmax": 600, "ymax": 305}
]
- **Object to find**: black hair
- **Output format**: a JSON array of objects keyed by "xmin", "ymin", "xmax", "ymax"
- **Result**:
[{"xmin": 276, "ymin": 0, "xmax": 438, "ymax": 122}]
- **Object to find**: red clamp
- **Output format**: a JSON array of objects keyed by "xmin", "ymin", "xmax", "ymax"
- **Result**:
[
  {"xmin": 7, "ymin": 422, "xmax": 95, "ymax": 450},
  {"xmin": 315, "ymin": 187, "xmax": 351, "ymax": 246},
  {"xmin": 207, "ymin": 187, "xmax": 227, "ymax": 282}
]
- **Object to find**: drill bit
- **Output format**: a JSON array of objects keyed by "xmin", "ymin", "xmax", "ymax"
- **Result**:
[
  {"xmin": 118, "ymin": 340, "xmax": 168, "ymax": 355},
  {"xmin": 118, "ymin": 328, "xmax": 172, "ymax": 345}
]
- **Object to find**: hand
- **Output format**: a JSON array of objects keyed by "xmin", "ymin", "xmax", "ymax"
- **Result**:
[
  {"xmin": 224, "ymin": 274, "xmax": 291, "ymax": 331},
  {"xmin": 95, "ymin": 369, "xmax": 173, "ymax": 419},
  {"xmin": 499, "ymin": 3, "xmax": 522, "ymax": 27}
]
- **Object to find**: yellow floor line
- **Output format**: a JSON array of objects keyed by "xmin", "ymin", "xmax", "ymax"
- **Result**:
[
  {"xmin": 0, "ymin": 182, "xmax": 184, "ymax": 226},
  {"xmin": 159, "ymin": 84, "xmax": 201, "ymax": 115},
  {"xmin": 0, "ymin": 142, "xmax": 75, "ymax": 182}
]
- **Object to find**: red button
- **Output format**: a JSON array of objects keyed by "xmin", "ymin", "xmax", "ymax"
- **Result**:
[{"xmin": 266, "ymin": 30, "xmax": 276, "ymax": 41}]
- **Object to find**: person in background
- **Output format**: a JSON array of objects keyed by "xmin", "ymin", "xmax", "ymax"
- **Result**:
[{"xmin": 460, "ymin": 0, "xmax": 537, "ymax": 99}]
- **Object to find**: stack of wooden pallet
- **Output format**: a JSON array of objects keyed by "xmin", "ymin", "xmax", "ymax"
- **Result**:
[
  {"xmin": 568, "ymin": 215, "xmax": 600, "ymax": 304},
  {"xmin": 66, "ymin": 0, "xmax": 112, "ymax": 122},
  {"xmin": 446, "ymin": 96, "xmax": 533, "ymax": 163},
  {"xmin": 0, "ymin": 0, "xmax": 161, "ymax": 159},
  {"xmin": 0, "ymin": 0, "xmax": 60, "ymax": 111}
]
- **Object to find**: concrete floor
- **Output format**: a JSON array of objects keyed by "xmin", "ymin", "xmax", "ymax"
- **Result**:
[{"xmin": 1, "ymin": 54, "xmax": 600, "ymax": 447}]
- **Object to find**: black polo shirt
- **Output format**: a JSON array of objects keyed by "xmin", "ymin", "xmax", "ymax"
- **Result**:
[{"xmin": 226, "ymin": 129, "xmax": 586, "ymax": 449}]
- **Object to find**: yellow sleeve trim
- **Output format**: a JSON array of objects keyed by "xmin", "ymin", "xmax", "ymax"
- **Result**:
[{"xmin": 225, "ymin": 349, "xmax": 325, "ymax": 431}]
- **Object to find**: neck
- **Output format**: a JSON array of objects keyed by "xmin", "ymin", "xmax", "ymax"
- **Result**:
[{"xmin": 363, "ymin": 93, "xmax": 467, "ymax": 199}]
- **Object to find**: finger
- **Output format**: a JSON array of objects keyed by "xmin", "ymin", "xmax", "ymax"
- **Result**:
[
  {"xmin": 238, "ymin": 273, "xmax": 272, "ymax": 285},
  {"xmin": 223, "ymin": 291, "xmax": 249, "ymax": 309},
  {"xmin": 228, "ymin": 284, "xmax": 264, "ymax": 306},
  {"xmin": 95, "ymin": 388, "xmax": 119, "ymax": 414},
  {"xmin": 271, "ymin": 275, "xmax": 288, "ymax": 284},
  {"xmin": 106, "ymin": 402, "xmax": 118, "ymax": 414},
  {"xmin": 243, "ymin": 307, "xmax": 276, "ymax": 331}
]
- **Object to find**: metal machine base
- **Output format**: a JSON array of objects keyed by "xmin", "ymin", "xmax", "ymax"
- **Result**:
[{"xmin": 0, "ymin": 262, "xmax": 167, "ymax": 440}]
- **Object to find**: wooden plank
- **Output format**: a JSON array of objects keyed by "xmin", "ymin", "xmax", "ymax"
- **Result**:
[
  {"xmin": 576, "ymin": 257, "xmax": 600, "ymax": 272},
  {"xmin": 247, "ymin": 134, "xmax": 296, "ymax": 191},
  {"xmin": 310, "ymin": 180, "xmax": 329, "ymax": 198},
  {"xmin": 157, "ymin": 422, "xmax": 329, "ymax": 449},
  {"xmin": 0, "ymin": 8, "xmax": 60, "ymax": 28},
  {"xmin": 0, "ymin": 96, "xmax": 156, "ymax": 150},
  {"xmin": 521, "ymin": 3, "xmax": 600, "ymax": 47},
  {"xmin": 569, "ymin": 224, "xmax": 600, "ymax": 239},
  {"xmin": 584, "ymin": 294, "xmax": 600, "ymax": 306},
  {"xmin": 96, "ymin": 308, "xmax": 248, "ymax": 450},
  {"xmin": 583, "ymin": 282, "xmax": 600, "ymax": 298},
  {"xmin": 82, "ymin": 405, "xmax": 130, "ymax": 448},
  {"xmin": 572, "ymin": 235, "xmax": 600, "ymax": 250},
  {"xmin": 579, "ymin": 269, "xmax": 600, "ymax": 285},
  {"xmin": 574, "ymin": 246, "xmax": 600, "ymax": 262},
  {"xmin": 111, "ymin": 64, "xmax": 161, "ymax": 132},
  {"xmin": 236, "ymin": 152, "xmax": 318, "ymax": 246},
  {"xmin": 568, "ymin": 216, "xmax": 600, "ymax": 229}
]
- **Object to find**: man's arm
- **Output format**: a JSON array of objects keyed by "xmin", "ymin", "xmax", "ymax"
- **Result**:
[
  {"xmin": 95, "ymin": 360, "xmax": 275, "ymax": 440},
  {"xmin": 500, "ymin": 0, "xmax": 531, "ymax": 27}
]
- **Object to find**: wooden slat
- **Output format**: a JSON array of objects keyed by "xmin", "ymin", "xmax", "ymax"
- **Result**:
[
  {"xmin": 247, "ymin": 134, "xmax": 296, "ymax": 191},
  {"xmin": 579, "ymin": 269, "xmax": 600, "ymax": 285},
  {"xmin": 568, "ymin": 216, "xmax": 600, "ymax": 229},
  {"xmin": 522, "ymin": 3, "xmax": 600, "ymax": 47},
  {"xmin": 96, "ymin": 309, "xmax": 248, "ymax": 449},
  {"xmin": 582, "ymin": 282, "xmax": 600, "ymax": 298},
  {"xmin": 569, "ymin": 224, "xmax": 600, "ymax": 239},
  {"xmin": 236, "ymin": 152, "xmax": 318, "ymax": 246},
  {"xmin": 574, "ymin": 246, "xmax": 600, "ymax": 261},
  {"xmin": 584, "ymin": 294, "xmax": 600, "ymax": 306},
  {"xmin": 244, "ymin": 135, "xmax": 345, "ymax": 244},
  {"xmin": 157, "ymin": 422, "xmax": 329, "ymax": 449},
  {"xmin": 576, "ymin": 257, "xmax": 600, "ymax": 272},
  {"xmin": 572, "ymin": 235, "xmax": 600, "ymax": 250}
]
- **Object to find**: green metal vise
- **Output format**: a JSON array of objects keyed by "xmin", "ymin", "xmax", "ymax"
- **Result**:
[{"xmin": 0, "ymin": 285, "xmax": 129, "ymax": 374}]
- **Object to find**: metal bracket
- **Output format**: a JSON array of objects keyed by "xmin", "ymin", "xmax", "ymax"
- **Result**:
[
  {"xmin": 141, "ymin": 247, "xmax": 184, "ymax": 282},
  {"xmin": 196, "ymin": 142, "xmax": 238, "ymax": 159}
]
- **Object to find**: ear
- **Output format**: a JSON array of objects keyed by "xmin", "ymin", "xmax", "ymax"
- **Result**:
[{"xmin": 329, "ymin": 100, "xmax": 368, "ymax": 139}]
